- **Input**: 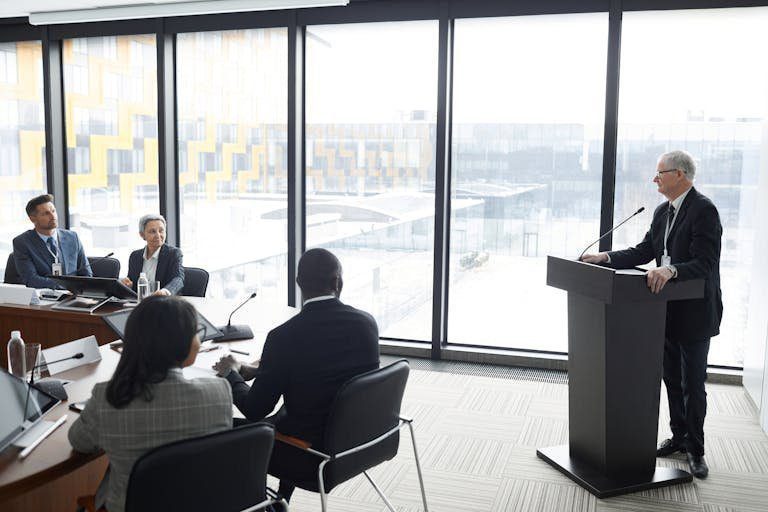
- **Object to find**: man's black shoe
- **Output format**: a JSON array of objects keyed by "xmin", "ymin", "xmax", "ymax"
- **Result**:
[
  {"xmin": 656, "ymin": 438, "xmax": 686, "ymax": 457},
  {"xmin": 687, "ymin": 453, "xmax": 709, "ymax": 479}
]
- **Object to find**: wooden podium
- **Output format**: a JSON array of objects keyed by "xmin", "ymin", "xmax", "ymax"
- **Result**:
[{"xmin": 537, "ymin": 256, "xmax": 705, "ymax": 498}]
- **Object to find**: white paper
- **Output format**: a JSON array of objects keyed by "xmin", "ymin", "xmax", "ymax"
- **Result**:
[{"xmin": 41, "ymin": 335, "xmax": 101, "ymax": 375}]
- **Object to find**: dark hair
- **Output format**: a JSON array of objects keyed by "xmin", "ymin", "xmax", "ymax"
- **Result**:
[
  {"xmin": 26, "ymin": 194, "xmax": 55, "ymax": 216},
  {"xmin": 106, "ymin": 296, "xmax": 197, "ymax": 408},
  {"xmin": 297, "ymin": 248, "xmax": 342, "ymax": 296}
]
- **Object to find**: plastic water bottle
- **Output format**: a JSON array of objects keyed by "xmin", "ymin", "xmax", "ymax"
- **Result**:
[
  {"xmin": 137, "ymin": 272, "xmax": 149, "ymax": 301},
  {"xmin": 7, "ymin": 330, "xmax": 26, "ymax": 378}
]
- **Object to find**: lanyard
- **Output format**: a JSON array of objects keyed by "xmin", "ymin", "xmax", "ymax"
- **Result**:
[
  {"xmin": 663, "ymin": 205, "xmax": 677, "ymax": 258},
  {"xmin": 45, "ymin": 232, "xmax": 61, "ymax": 264}
]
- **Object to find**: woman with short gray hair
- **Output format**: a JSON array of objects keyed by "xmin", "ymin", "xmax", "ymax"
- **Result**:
[{"xmin": 121, "ymin": 214, "xmax": 185, "ymax": 295}]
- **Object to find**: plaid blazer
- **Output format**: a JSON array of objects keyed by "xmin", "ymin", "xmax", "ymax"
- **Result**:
[{"xmin": 68, "ymin": 369, "xmax": 233, "ymax": 512}]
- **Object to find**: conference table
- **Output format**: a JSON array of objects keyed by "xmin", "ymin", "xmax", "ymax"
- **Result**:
[{"xmin": 0, "ymin": 297, "xmax": 298, "ymax": 512}]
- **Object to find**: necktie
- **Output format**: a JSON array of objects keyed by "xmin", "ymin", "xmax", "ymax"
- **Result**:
[{"xmin": 47, "ymin": 237, "xmax": 58, "ymax": 259}]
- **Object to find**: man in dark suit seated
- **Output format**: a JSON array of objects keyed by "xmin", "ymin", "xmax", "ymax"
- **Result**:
[
  {"xmin": 122, "ymin": 214, "xmax": 184, "ymax": 296},
  {"xmin": 213, "ymin": 248, "xmax": 380, "ymax": 501},
  {"xmin": 582, "ymin": 150, "xmax": 722, "ymax": 479},
  {"xmin": 12, "ymin": 194, "xmax": 92, "ymax": 289}
]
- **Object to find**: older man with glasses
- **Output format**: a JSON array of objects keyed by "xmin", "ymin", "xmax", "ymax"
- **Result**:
[{"xmin": 581, "ymin": 150, "xmax": 723, "ymax": 479}]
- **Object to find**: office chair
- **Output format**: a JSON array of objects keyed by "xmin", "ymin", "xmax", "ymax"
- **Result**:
[
  {"xmin": 125, "ymin": 423, "xmax": 286, "ymax": 512},
  {"xmin": 87, "ymin": 256, "xmax": 121, "ymax": 279},
  {"xmin": 180, "ymin": 266, "xmax": 209, "ymax": 297},
  {"xmin": 3, "ymin": 253, "xmax": 22, "ymax": 284},
  {"xmin": 273, "ymin": 359, "xmax": 428, "ymax": 512}
]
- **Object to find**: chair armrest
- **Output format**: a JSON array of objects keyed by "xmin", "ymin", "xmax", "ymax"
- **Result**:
[{"xmin": 275, "ymin": 432, "xmax": 312, "ymax": 450}]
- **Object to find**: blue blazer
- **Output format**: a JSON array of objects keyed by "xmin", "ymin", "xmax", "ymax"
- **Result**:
[
  {"xmin": 12, "ymin": 229, "xmax": 92, "ymax": 289},
  {"xmin": 127, "ymin": 244, "xmax": 185, "ymax": 295}
]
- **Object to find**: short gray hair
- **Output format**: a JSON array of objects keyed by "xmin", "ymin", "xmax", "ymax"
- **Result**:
[
  {"xmin": 139, "ymin": 214, "xmax": 166, "ymax": 233},
  {"xmin": 660, "ymin": 150, "xmax": 696, "ymax": 180}
]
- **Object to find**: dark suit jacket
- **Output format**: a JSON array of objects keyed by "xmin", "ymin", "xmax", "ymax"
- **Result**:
[
  {"xmin": 608, "ymin": 187, "xmax": 722, "ymax": 341},
  {"xmin": 227, "ymin": 298, "xmax": 380, "ymax": 448},
  {"xmin": 12, "ymin": 229, "xmax": 92, "ymax": 289},
  {"xmin": 127, "ymin": 244, "xmax": 185, "ymax": 295}
]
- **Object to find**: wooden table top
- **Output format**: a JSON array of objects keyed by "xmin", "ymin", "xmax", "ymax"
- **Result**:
[{"xmin": 0, "ymin": 297, "xmax": 298, "ymax": 502}]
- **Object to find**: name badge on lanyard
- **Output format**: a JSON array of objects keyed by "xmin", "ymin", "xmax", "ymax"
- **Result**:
[
  {"xmin": 661, "ymin": 205, "xmax": 675, "ymax": 268},
  {"xmin": 47, "ymin": 233, "xmax": 63, "ymax": 276}
]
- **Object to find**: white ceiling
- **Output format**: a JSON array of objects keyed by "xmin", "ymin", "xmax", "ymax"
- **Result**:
[{"xmin": 0, "ymin": 0, "xmax": 231, "ymax": 19}]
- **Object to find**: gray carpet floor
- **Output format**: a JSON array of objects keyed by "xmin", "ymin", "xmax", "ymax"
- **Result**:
[{"xmin": 271, "ymin": 362, "xmax": 768, "ymax": 512}]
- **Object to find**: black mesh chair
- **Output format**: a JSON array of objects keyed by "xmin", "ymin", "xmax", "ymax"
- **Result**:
[
  {"xmin": 124, "ymin": 423, "xmax": 287, "ymax": 512},
  {"xmin": 87, "ymin": 256, "xmax": 121, "ymax": 279},
  {"xmin": 274, "ymin": 359, "xmax": 428, "ymax": 512},
  {"xmin": 180, "ymin": 266, "xmax": 209, "ymax": 297},
  {"xmin": 4, "ymin": 253, "xmax": 22, "ymax": 284}
]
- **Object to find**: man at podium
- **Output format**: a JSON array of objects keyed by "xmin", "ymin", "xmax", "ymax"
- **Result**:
[{"xmin": 582, "ymin": 150, "xmax": 722, "ymax": 479}]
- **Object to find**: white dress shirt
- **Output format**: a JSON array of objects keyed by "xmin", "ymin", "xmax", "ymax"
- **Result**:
[{"xmin": 141, "ymin": 246, "xmax": 161, "ymax": 285}]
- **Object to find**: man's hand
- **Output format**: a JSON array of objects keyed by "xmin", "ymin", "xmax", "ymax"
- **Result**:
[
  {"xmin": 646, "ymin": 266, "xmax": 673, "ymax": 294},
  {"xmin": 152, "ymin": 288, "xmax": 171, "ymax": 296},
  {"xmin": 213, "ymin": 354, "xmax": 241, "ymax": 377},
  {"xmin": 581, "ymin": 252, "xmax": 609, "ymax": 264},
  {"xmin": 238, "ymin": 361, "xmax": 260, "ymax": 381},
  {"xmin": 121, "ymin": 277, "xmax": 133, "ymax": 287}
]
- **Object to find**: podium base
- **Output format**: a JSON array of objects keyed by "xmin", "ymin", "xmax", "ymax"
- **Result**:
[{"xmin": 537, "ymin": 445, "xmax": 692, "ymax": 498}]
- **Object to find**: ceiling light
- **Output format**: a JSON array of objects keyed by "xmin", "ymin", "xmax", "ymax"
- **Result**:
[{"xmin": 29, "ymin": 0, "xmax": 349, "ymax": 25}]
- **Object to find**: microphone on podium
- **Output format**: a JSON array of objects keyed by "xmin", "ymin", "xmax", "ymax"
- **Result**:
[
  {"xmin": 215, "ymin": 292, "xmax": 257, "ymax": 342},
  {"xmin": 578, "ymin": 207, "xmax": 645, "ymax": 262}
]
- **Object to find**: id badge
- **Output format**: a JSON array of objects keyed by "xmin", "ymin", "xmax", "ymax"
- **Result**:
[
  {"xmin": 52, "ymin": 262, "xmax": 63, "ymax": 276},
  {"xmin": 661, "ymin": 255, "xmax": 671, "ymax": 267}
]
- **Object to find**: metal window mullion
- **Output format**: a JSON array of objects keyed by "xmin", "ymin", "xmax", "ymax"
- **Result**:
[
  {"xmin": 42, "ymin": 28, "xmax": 68, "ymax": 226},
  {"xmin": 598, "ymin": 0, "xmax": 622, "ymax": 251},
  {"xmin": 287, "ymin": 15, "xmax": 306, "ymax": 308},
  {"xmin": 430, "ymin": 5, "xmax": 454, "ymax": 359},
  {"xmin": 156, "ymin": 20, "xmax": 180, "ymax": 247}
]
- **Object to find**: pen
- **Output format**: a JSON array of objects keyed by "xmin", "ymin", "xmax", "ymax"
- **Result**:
[
  {"xmin": 19, "ymin": 414, "xmax": 68, "ymax": 459},
  {"xmin": 199, "ymin": 345, "xmax": 221, "ymax": 353},
  {"xmin": 229, "ymin": 348, "xmax": 250, "ymax": 356}
]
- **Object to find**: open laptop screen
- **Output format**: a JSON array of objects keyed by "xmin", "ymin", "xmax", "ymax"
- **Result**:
[
  {"xmin": 0, "ymin": 370, "xmax": 60, "ymax": 453},
  {"xmin": 102, "ymin": 307, "xmax": 223, "ymax": 342}
]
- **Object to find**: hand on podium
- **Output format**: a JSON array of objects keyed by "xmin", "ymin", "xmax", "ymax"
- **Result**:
[{"xmin": 580, "ymin": 252, "xmax": 609, "ymax": 264}]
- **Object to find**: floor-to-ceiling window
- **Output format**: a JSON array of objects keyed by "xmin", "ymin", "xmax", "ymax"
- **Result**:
[
  {"xmin": 0, "ymin": 40, "xmax": 46, "ymax": 276},
  {"xmin": 62, "ymin": 34, "xmax": 159, "ymax": 266},
  {"xmin": 176, "ymin": 28, "xmax": 288, "ymax": 300},
  {"xmin": 447, "ymin": 13, "xmax": 608, "ymax": 351},
  {"xmin": 615, "ymin": 7, "xmax": 768, "ymax": 367},
  {"xmin": 305, "ymin": 20, "xmax": 439, "ymax": 340}
]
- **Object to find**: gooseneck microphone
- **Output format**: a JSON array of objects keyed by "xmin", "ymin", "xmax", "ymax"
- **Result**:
[
  {"xmin": 30, "ymin": 353, "xmax": 85, "ymax": 385},
  {"xmin": 215, "ymin": 292, "xmax": 257, "ymax": 342},
  {"xmin": 578, "ymin": 207, "xmax": 645, "ymax": 261},
  {"xmin": 26, "ymin": 352, "xmax": 84, "ymax": 401}
]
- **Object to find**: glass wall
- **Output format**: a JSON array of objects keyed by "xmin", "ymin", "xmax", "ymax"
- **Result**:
[
  {"xmin": 615, "ymin": 8, "xmax": 768, "ymax": 367},
  {"xmin": 305, "ymin": 21, "xmax": 439, "ymax": 341},
  {"xmin": 448, "ymin": 14, "xmax": 608, "ymax": 351},
  {"xmin": 177, "ymin": 28, "xmax": 288, "ymax": 300},
  {"xmin": 0, "ymin": 40, "xmax": 46, "ymax": 277},
  {"xmin": 62, "ymin": 35, "xmax": 159, "ymax": 267}
]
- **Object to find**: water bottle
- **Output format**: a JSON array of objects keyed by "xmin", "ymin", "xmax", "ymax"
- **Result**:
[
  {"xmin": 137, "ymin": 272, "xmax": 149, "ymax": 301},
  {"xmin": 7, "ymin": 330, "xmax": 26, "ymax": 378}
]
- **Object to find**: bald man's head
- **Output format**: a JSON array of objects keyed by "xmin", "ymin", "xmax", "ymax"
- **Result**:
[{"xmin": 297, "ymin": 248, "xmax": 343, "ymax": 299}]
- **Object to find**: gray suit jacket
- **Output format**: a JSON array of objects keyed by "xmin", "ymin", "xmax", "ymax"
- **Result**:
[{"xmin": 68, "ymin": 369, "xmax": 232, "ymax": 512}]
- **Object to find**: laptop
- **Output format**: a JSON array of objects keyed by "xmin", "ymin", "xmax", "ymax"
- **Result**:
[
  {"xmin": 102, "ymin": 307, "xmax": 224, "ymax": 343},
  {"xmin": 0, "ymin": 369, "xmax": 60, "ymax": 453}
]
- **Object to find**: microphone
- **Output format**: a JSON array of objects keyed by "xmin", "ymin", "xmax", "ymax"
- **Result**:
[
  {"xmin": 103, "ymin": 252, "xmax": 114, "ymax": 258},
  {"xmin": 27, "ymin": 352, "xmax": 84, "ymax": 401},
  {"xmin": 215, "ymin": 292, "xmax": 257, "ymax": 342},
  {"xmin": 30, "ymin": 353, "xmax": 84, "ymax": 384},
  {"xmin": 578, "ymin": 207, "xmax": 645, "ymax": 261}
]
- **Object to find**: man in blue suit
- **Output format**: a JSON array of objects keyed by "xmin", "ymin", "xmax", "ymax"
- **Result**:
[{"xmin": 12, "ymin": 194, "xmax": 92, "ymax": 289}]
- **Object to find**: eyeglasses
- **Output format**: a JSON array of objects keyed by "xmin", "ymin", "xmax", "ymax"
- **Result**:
[
  {"xmin": 656, "ymin": 168, "xmax": 679, "ymax": 178},
  {"xmin": 195, "ymin": 325, "xmax": 206, "ymax": 338}
]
